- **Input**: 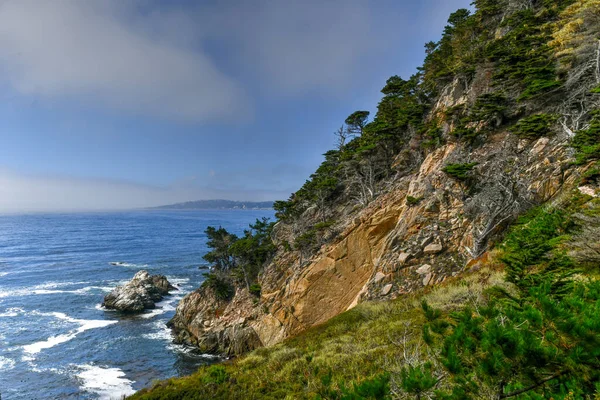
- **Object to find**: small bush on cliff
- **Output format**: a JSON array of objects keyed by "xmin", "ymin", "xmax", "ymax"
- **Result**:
[
  {"xmin": 203, "ymin": 273, "xmax": 235, "ymax": 301},
  {"xmin": 249, "ymin": 283, "xmax": 261, "ymax": 297},
  {"xmin": 442, "ymin": 162, "xmax": 477, "ymax": 181},
  {"xmin": 572, "ymin": 110, "xmax": 600, "ymax": 164},
  {"xmin": 406, "ymin": 196, "xmax": 422, "ymax": 207},
  {"xmin": 511, "ymin": 113, "xmax": 558, "ymax": 140}
]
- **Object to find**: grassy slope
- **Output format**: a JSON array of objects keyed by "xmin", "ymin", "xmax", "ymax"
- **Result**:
[{"xmin": 130, "ymin": 269, "xmax": 508, "ymax": 399}]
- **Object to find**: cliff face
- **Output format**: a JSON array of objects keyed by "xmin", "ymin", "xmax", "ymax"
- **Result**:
[
  {"xmin": 169, "ymin": 0, "xmax": 600, "ymax": 356},
  {"xmin": 170, "ymin": 132, "xmax": 585, "ymax": 355}
]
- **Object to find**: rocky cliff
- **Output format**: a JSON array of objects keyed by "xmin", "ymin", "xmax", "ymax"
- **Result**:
[{"xmin": 168, "ymin": 0, "xmax": 600, "ymax": 356}]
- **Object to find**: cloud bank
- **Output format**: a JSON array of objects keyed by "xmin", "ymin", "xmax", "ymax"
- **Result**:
[
  {"xmin": 0, "ymin": 0, "xmax": 395, "ymax": 121},
  {"xmin": 0, "ymin": 0, "xmax": 247, "ymax": 122}
]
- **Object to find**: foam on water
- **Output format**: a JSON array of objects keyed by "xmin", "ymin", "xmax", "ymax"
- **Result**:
[
  {"xmin": 0, "ymin": 307, "xmax": 25, "ymax": 317},
  {"xmin": 109, "ymin": 262, "xmax": 149, "ymax": 268},
  {"xmin": 0, "ymin": 281, "xmax": 92, "ymax": 298},
  {"xmin": 142, "ymin": 320, "xmax": 173, "ymax": 341},
  {"xmin": 139, "ymin": 295, "xmax": 179, "ymax": 320},
  {"xmin": 76, "ymin": 364, "xmax": 136, "ymax": 400},
  {"xmin": 0, "ymin": 356, "xmax": 16, "ymax": 371},
  {"xmin": 0, "ymin": 272, "xmax": 9, "ymax": 277},
  {"xmin": 22, "ymin": 312, "xmax": 117, "ymax": 355}
]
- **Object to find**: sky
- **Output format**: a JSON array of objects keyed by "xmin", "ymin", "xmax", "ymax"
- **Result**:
[{"xmin": 0, "ymin": 0, "xmax": 472, "ymax": 212}]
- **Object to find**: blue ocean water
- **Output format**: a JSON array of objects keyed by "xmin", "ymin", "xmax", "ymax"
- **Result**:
[{"xmin": 0, "ymin": 209, "xmax": 275, "ymax": 399}]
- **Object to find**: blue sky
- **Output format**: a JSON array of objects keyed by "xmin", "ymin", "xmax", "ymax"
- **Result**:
[{"xmin": 0, "ymin": 0, "xmax": 471, "ymax": 212}]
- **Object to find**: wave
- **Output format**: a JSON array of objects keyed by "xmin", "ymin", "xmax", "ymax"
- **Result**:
[
  {"xmin": 0, "ymin": 307, "xmax": 25, "ymax": 317},
  {"xmin": 138, "ymin": 293, "xmax": 181, "ymax": 320},
  {"xmin": 76, "ymin": 364, "xmax": 135, "ymax": 400},
  {"xmin": 109, "ymin": 261, "xmax": 149, "ymax": 268},
  {"xmin": 0, "ymin": 281, "xmax": 91, "ymax": 298},
  {"xmin": 1, "ymin": 283, "xmax": 114, "ymax": 299},
  {"xmin": 0, "ymin": 356, "xmax": 16, "ymax": 371},
  {"xmin": 0, "ymin": 272, "xmax": 10, "ymax": 277},
  {"xmin": 142, "ymin": 321, "xmax": 173, "ymax": 341},
  {"xmin": 22, "ymin": 312, "xmax": 117, "ymax": 355}
]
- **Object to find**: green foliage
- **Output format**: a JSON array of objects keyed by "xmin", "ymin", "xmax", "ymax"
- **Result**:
[
  {"xmin": 294, "ymin": 230, "xmax": 317, "ymax": 252},
  {"xmin": 442, "ymin": 163, "xmax": 477, "ymax": 181},
  {"xmin": 400, "ymin": 363, "xmax": 437, "ymax": 397},
  {"xmin": 202, "ymin": 272, "xmax": 234, "ymax": 301},
  {"xmin": 202, "ymin": 226, "xmax": 237, "ymax": 272},
  {"xmin": 345, "ymin": 111, "xmax": 370, "ymax": 135},
  {"xmin": 202, "ymin": 218, "xmax": 275, "ymax": 292},
  {"xmin": 406, "ymin": 196, "xmax": 422, "ymax": 207},
  {"xmin": 317, "ymin": 370, "xmax": 390, "ymax": 400},
  {"xmin": 511, "ymin": 113, "xmax": 558, "ymax": 139},
  {"xmin": 294, "ymin": 220, "xmax": 336, "ymax": 253},
  {"xmin": 581, "ymin": 165, "xmax": 600, "ymax": 185},
  {"xmin": 202, "ymin": 365, "xmax": 229, "ymax": 385},
  {"xmin": 572, "ymin": 110, "xmax": 600, "ymax": 164},
  {"xmin": 592, "ymin": 85, "xmax": 600, "ymax": 94},
  {"xmin": 249, "ymin": 283, "xmax": 261, "ymax": 297},
  {"xmin": 486, "ymin": 6, "xmax": 566, "ymax": 101},
  {"xmin": 469, "ymin": 92, "xmax": 508, "ymax": 126},
  {"xmin": 423, "ymin": 204, "xmax": 600, "ymax": 398}
]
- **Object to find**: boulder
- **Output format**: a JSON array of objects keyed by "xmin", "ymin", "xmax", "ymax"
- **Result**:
[
  {"xmin": 381, "ymin": 284, "xmax": 393, "ymax": 296},
  {"xmin": 102, "ymin": 270, "xmax": 177, "ymax": 312},
  {"xmin": 416, "ymin": 264, "xmax": 432, "ymax": 275},
  {"xmin": 424, "ymin": 243, "xmax": 443, "ymax": 254},
  {"xmin": 423, "ymin": 273, "xmax": 433, "ymax": 286},
  {"xmin": 398, "ymin": 252, "xmax": 411, "ymax": 265},
  {"xmin": 373, "ymin": 272, "xmax": 386, "ymax": 283}
]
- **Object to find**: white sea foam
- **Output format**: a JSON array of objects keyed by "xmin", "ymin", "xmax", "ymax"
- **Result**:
[
  {"xmin": 142, "ymin": 320, "xmax": 173, "ymax": 341},
  {"xmin": 0, "ymin": 356, "xmax": 16, "ymax": 371},
  {"xmin": 0, "ymin": 307, "xmax": 25, "ymax": 317},
  {"xmin": 22, "ymin": 312, "xmax": 117, "ymax": 355},
  {"xmin": 166, "ymin": 277, "xmax": 190, "ymax": 286},
  {"xmin": 139, "ymin": 295, "xmax": 179, "ymax": 320},
  {"xmin": 76, "ymin": 364, "xmax": 136, "ymax": 400},
  {"xmin": 0, "ymin": 281, "xmax": 91, "ymax": 298},
  {"xmin": 0, "ymin": 272, "xmax": 10, "ymax": 277},
  {"xmin": 109, "ymin": 261, "xmax": 149, "ymax": 268}
]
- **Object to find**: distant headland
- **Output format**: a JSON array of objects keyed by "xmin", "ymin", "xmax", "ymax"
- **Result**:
[{"xmin": 152, "ymin": 199, "xmax": 274, "ymax": 210}]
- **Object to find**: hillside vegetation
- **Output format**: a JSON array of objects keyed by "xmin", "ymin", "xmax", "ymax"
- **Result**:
[{"xmin": 131, "ymin": 0, "xmax": 600, "ymax": 398}]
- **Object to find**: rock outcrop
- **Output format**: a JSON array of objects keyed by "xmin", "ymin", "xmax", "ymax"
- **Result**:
[{"xmin": 103, "ymin": 270, "xmax": 177, "ymax": 312}]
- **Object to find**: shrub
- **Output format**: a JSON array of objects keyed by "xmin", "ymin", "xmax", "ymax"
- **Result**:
[
  {"xmin": 511, "ymin": 113, "xmax": 558, "ymax": 139},
  {"xmin": 442, "ymin": 163, "xmax": 478, "ymax": 181},
  {"xmin": 249, "ymin": 283, "xmax": 261, "ymax": 297},
  {"xmin": 202, "ymin": 365, "xmax": 229, "ymax": 385},
  {"xmin": 202, "ymin": 273, "xmax": 235, "ymax": 301},
  {"xmin": 294, "ymin": 231, "xmax": 317, "ymax": 251},
  {"xmin": 406, "ymin": 196, "xmax": 422, "ymax": 207},
  {"xmin": 572, "ymin": 110, "xmax": 600, "ymax": 164},
  {"xmin": 469, "ymin": 92, "xmax": 508, "ymax": 127}
]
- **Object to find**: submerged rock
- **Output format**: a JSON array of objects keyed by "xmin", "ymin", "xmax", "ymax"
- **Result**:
[{"xmin": 102, "ymin": 270, "xmax": 177, "ymax": 312}]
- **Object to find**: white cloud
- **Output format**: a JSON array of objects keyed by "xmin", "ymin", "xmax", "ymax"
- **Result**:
[
  {"xmin": 0, "ymin": 0, "xmax": 248, "ymax": 122},
  {"xmin": 0, "ymin": 169, "xmax": 285, "ymax": 213}
]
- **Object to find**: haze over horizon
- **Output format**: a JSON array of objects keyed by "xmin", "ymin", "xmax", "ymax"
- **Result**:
[{"xmin": 0, "ymin": 0, "xmax": 471, "ymax": 212}]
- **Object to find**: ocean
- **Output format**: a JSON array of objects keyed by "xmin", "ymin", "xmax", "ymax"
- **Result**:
[{"xmin": 0, "ymin": 209, "xmax": 275, "ymax": 399}]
